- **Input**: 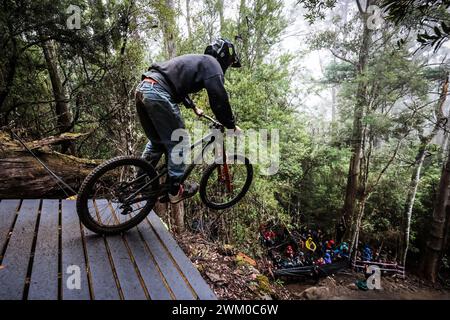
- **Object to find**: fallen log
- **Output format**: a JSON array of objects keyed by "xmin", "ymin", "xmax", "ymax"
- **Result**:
[{"xmin": 0, "ymin": 131, "xmax": 100, "ymax": 198}]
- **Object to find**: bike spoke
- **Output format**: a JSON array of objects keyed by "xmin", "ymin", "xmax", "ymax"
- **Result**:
[{"xmin": 86, "ymin": 162, "xmax": 158, "ymax": 228}]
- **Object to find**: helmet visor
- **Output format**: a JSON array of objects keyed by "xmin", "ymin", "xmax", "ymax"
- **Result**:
[{"xmin": 231, "ymin": 55, "xmax": 242, "ymax": 68}]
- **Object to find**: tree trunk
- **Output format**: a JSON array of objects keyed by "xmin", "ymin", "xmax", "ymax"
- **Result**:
[
  {"xmin": 238, "ymin": 0, "xmax": 249, "ymax": 66},
  {"xmin": 421, "ymin": 144, "xmax": 450, "ymax": 282},
  {"xmin": 172, "ymin": 203, "xmax": 185, "ymax": 233},
  {"xmin": 41, "ymin": 40, "xmax": 74, "ymax": 155},
  {"xmin": 400, "ymin": 150, "xmax": 426, "ymax": 265},
  {"xmin": 400, "ymin": 75, "xmax": 449, "ymax": 267},
  {"xmin": 0, "ymin": 12, "xmax": 19, "ymax": 116},
  {"xmin": 348, "ymin": 123, "xmax": 405, "ymax": 257},
  {"xmin": 440, "ymin": 130, "xmax": 449, "ymax": 162},
  {"xmin": 0, "ymin": 44, "xmax": 18, "ymax": 116},
  {"xmin": 0, "ymin": 131, "xmax": 98, "ymax": 198},
  {"xmin": 186, "ymin": 0, "xmax": 192, "ymax": 38},
  {"xmin": 157, "ymin": 0, "xmax": 184, "ymax": 233},
  {"xmin": 217, "ymin": 0, "xmax": 225, "ymax": 34},
  {"xmin": 331, "ymin": 86, "xmax": 337, "ymax": 122},
  {"xmin": 119, "ymin": 0, "xmax": 136, "ymax": 156},
  {"xmin": 160, "ymin": 0, "xmax": 177, "ymax": 59},
  {"xmin": 342, "ymin": 2, "xmax": 373, "ymax": 239},
  {"xmin": 350, "ymin": 196, "xmax": 367, "ymax": 259}
]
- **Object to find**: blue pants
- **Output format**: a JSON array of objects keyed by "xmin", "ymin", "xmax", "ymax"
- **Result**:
[{"xmin": 135, "ymin": 81, "xmax": 187, "ymax": 192}]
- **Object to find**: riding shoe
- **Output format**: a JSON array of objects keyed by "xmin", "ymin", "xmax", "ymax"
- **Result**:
[{"xmin": 159, "ymin": 182, "xmax": 199, "ymax": 204}]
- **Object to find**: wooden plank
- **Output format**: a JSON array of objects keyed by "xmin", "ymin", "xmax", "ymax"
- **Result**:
[
  {"xmin": 137, "ymin": 222, "xmax": 195, "ymax": 300},
  {"xmin": 0, "ymin": 199, "xmax": 40, "ymax": 300},
  {"xmin": 28, "ymin": 200, "xmax": 59, "ymax": 300},
  {"xmin": 0, "ymin": 199, "xmax": 21, "ymax": 256},
  {"xmin": 80, "ymin": 200, "xmax": 121, "ymax": 300},
  {"xmin": 61, "ymin": 200, "xmax": 90, "ymax": 300},
  {"xmin": 147, "ymin": 211, "xmax": 217, "ymax": 300},
  {"xmin": 83, "ymin": 230, "xmax": 121, "ymax": 300},
  {"xmin": 124, "ymin": 228, "xmax": 172, "ymax": 300},
  {"xmin": 110, "ymin": 202, "xmax": 171, "ymax": 300},
  {"xmin": 99, "ymin": 200, "xmax": 147, "ymax": 300},
  {"xmin": 104, "ymin": 233, "xmax": 148, "ymax": 300}
]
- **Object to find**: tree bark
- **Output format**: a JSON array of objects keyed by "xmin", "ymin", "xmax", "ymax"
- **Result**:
[
  {"xmin": 342, "ymin": 1, "xmax": 373, "ymax": 239},
  {"xmin": 186, "ymin": 0, "xmax": 192, "ymax": 38},
  {"xmin": 0, "ymin": 11, "xmax": 19, "ymax": 118},
  {"xmin": 41, "ymin": 40, "xmax": 75, "ymax": 155},
  {"xmin": 348, "ymin": 132, "xmax": 405, "ymax": 257},
  {"xmin": 421, "ymin": 144, "xmax": 450, "ymax": 282},
  {"xmin": 160, "ymin": 0, "xmax": 177, "ymax": 59},
  {"xmin": 157, "ymin": 0, "xmax": 184, "ymax": 233},
  {"xmin": 238, "ymin": 0, "xmax": 249, "ymax": 66},
  {"xmin": 0, "ymin": 43, "xmax": 18, "ymax": 115},
  {"xmin": 119, "ymin": 0, "xmax": 136, "ymax": 156},
  {"xmin": 217, "ymin": 0, "xmax": 225, "ymax": 34},
  {"xmin": 0, "ymin": 131, "xmax": 98, "ymax": 198},
  {"xmin": 400, "ymin": 75, "xmax": 449, "ymax": 267},
  {"xmin": 400, "ymin": 150, "xmax": 426, "ymax": 265},
  {"xmin": 350, "ymin": 196, "xmax": 367, "ymax": 259}
]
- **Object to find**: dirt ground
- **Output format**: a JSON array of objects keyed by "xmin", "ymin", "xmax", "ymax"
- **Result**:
[
  {"xmin": 176, "ymin": 232, "xmax": 450, "ymax": 300},
  {"xmin": 285, "ymin": 272, "xmax": 450, "ymax": 300}
]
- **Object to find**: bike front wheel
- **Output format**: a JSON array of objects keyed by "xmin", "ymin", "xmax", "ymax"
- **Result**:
[
  {"xmin": 199, "ymin": 154, "xmax": 253, "ymax": 210},
  {"xmin": 76, "ymin": 156, "xmax": 159, "ymax": 235}
]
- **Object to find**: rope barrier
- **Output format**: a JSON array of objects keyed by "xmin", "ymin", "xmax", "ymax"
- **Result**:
[
  {"xmin": 352, "ymin": 260, "xmax": 406, "ymax": 276},
  {"xmin": 10, "ymin": 129, "xmax": 78, "ymax": 197}
]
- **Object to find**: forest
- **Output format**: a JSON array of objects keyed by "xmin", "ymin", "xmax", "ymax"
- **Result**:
[{"xmin": 1, "ymin": 0, "xmax": 450, "ymax": 299}]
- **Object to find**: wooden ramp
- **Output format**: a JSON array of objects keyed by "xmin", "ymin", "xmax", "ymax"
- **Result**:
[{"xmin": 0, "ymin": 199, "xmax": 216, "ymax": 300}]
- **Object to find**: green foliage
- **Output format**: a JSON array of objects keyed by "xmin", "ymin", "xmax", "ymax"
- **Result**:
[
  {"xmin": 323, "ymin": 62, "xmax": 355, "ymax": 84},
  {"xmin": 0, "ymin": 0, "xmax": 445, "ymax": 261},
  {"xmin": 382, "ymin": 0, "xmax": 450, "ymax": 51},
  {"xmin": 297, "ymin": 0, "xmax": 338, "ymax": 23}
]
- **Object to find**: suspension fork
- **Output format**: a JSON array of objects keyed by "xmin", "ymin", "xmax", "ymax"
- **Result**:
[{"xmin": 217, "ymin": 140, "xmax": 233, "ymax": 192}]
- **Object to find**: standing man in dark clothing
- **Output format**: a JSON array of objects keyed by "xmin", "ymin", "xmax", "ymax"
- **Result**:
[{"xmin": 135, "ymin": 38, "xmax": 242, "ymax": 204}]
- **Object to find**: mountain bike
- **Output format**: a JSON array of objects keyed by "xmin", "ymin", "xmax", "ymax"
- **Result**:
[{"xmin": 76, "ymin": 113, "xmax": 253, "ymax": 235}]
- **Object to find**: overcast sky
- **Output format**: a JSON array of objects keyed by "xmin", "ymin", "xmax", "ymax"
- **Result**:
[{"xmin": 165, "ymin": 0, "xmax": 450, "ymax": 125}]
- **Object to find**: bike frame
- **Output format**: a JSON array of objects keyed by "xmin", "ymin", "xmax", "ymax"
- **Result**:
[{"xmin": 123, "ymin": 114, "xmax": 226, "ymax": 205}]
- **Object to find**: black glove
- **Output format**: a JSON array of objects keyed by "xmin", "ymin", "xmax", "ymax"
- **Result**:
[{"xmin": 182, "ymin": 96, "xmax": 196, "ymax": 109}]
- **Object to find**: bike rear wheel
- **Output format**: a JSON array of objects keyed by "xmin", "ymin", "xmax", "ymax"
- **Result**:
[
  {"xmin": 199, "ymin": 154, "xmax": 253, "ymax": 210},
  {"xmin": 76, "ymin": 156, "xmax": 159, "ymax": 235}
]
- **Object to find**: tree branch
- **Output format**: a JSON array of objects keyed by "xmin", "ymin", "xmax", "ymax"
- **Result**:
[
  {"xmin": 356, "ymin": 0, "xmax": 364, "ymax": 14},
  {"xmin": 329, "ymin": 48, "xmax": 356, "ymax": 65},
  {"xmin": 366, "ymin": 134, "xmax": 406, "ymax": 195}
]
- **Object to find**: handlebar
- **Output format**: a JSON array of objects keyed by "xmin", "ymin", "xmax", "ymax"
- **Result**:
[
  {"xmin": 199, "ymin": 113, "xmax": 223, "ymax": 128},
  {"xmin": 184, "ymin": 97, "xmax": 225, "ymax": 129}
]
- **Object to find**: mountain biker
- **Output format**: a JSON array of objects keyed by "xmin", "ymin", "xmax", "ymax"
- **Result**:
[{"xmin": 135, "ymin": 38, "xmax": 242, "ymax": 204}]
